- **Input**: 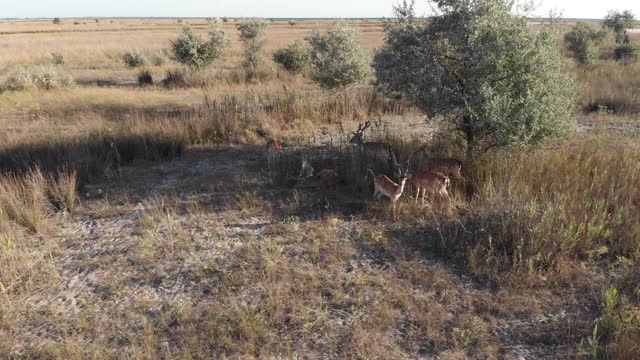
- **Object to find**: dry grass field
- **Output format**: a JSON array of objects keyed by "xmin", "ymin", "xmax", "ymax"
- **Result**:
[{"xmin": 1, "ymin": 18, "xmax": 639, "ymax": 359}]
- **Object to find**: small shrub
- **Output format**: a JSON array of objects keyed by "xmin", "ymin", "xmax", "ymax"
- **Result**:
[
  {"xmin": 52, "ymin": 17, "xmax": 61, "ymax": 25},
  {"xmin": 177, "ymin": 19, "xmax": 183, "ymax": 24},
  {"xmin": 289, "ymin": 20, "xmax": 296, "ymax": 26},
  {"xmin": 151, "ymin": 51, "xmax": 168, "ymax": 66},
  {"xmin": 138, "ymin": 69, "xmax": 154, "ymax": 86},
  {"xmin": 614, "ymin": 43, "xmax": 639, "ymax": 61},
  {"xmin": 34, "ymin": 67, "xmax": 62, "ymax": 89},
  {"xmin": 73, "ymin": 21, "xmax": 80, "ymax": 25},
  {"xmin": 51, "ymin": 51, "xmax": 64, "ymax": 65},
  {"xmin": 122, "ymin": 49, "xmax": 147, "ymax": 67},
  {"xmin": 273, "ymin": 41, "xmax": 310, "ymax": 74},
  {"xmin": 171, "ymin": 22, "xmax": 229, "ymax": 70},
  {"xmin": 95, "ymin": 18, "xmax": 100, "ymax": 23},
  {"xmin": 222, "ymin": 17, "xmax": 229, "ymax": 23},
  {"xmin": 237, "ymin": 18, "xmax": 268, "ymax": 73},
  {"xmin": 3, "ymin": 68, "xmax": 35, "ymax": 91},
  {"xmin": 307, "ymin": 20, "xmax": 372, "ymax": 88},
  {"xmin": 564, "ymin": 22, "xmax": 608, "ymax": 65},
  {"xmin": 47, "ymin": 169, "xmax": 78, "ymax": 213},
  {"xmin": 162, "ymin": 68, "xmax": 189, "ymax": 88}
]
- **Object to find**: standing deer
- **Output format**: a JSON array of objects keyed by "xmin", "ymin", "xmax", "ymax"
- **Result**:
[
  {"xmin": 350, "ymin": 121, "xmax": 398, "ymax": 172},
  {"xmin": 266, "ymin": 139, "xmax": 284, "ymax": 175},
  {"xmin": 368, "ymin": 167, "xmax": 409, "ymax": 219},
  {"xmin": 409, "ymin": 169, "xmax": 451, "ymax": 204},
  {"xmin": 409, "ymin": 144, "xmax": 463, "ymax": 180}
]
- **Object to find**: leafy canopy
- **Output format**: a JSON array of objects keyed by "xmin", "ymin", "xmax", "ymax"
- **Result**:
[
  {"xmin": 375, "ymin": 0, "xmax": 576, "ymax": 160},
  {"xmin": 171, "ymin": 20, "xmax": 229, "ymax": 70},
  {"xmin": 307, "ymin": 21, "xmax": 372, "ymax": 89},
  {"xmin": 604, "ymin": 10, "xmax": 635, "ymax": 44},
  {"xmin": 564, "ymin": 22, "xmax": 609, "ymax": 65}
]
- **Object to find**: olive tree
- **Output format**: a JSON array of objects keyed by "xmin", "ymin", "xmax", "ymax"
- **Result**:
[
  {"xmin": 236, "ymin": 18, "xmax": 268, "ymax": 71},
  {"xmin": 171, "ymin": 20, "xmax": 229, "ymax": 70},
  {"xmin": 307, "ymin": 21, "xmax": 372, "ymax": 89},
  {"xmin": 564, "ymin": 22, "xmax": 608, "ymax": 65},
  {"xmin": 375, "ymin": 0, "xmax": 576, "ymax": 162},
  {"xmin": 604, "ymin": 10, "xmax": 635, "ymax": 44}
]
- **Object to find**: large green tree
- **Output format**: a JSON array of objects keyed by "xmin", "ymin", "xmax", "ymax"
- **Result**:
[{"xmin": 375, "ymin": 0, "xmax": 576, "ymax": 161}]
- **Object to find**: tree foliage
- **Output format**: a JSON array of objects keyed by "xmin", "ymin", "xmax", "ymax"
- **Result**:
[
  {"xmin": 273, "ymin": 41, "xmax": 310, "ymax": 74},
  {"xmin": 604, "ymin": 10, "xmax": 635, "ymax": 44},
  {"xmin": 237, "ymin": 18, "xmax": 268, "ymax": 71},
  {"xmin": 307, "ymin": 21, "xmax": 372, "ymax": 89},
  {"xmin": 375, "ymin": 0, "xmax": 576, "ymax": 161},
  {"xmin": 564, "ymin": 22, "xmax": 609, "ymax": 65},
  {"xmin": 171, "ymin": 20, "xmax": 229, "ymax": 70}
]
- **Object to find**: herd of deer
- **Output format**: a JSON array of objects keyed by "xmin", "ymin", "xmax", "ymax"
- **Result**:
[{"xmin": 267, "ymin": 121, "xmax": 464, "ymax": 218}]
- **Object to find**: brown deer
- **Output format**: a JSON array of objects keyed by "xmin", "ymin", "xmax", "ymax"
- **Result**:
[
  {"xmin": 368, "ymin": 167, "xmax": 409, "ymax": 219},
  {"xmin": 349, "ymin": 121, "xmax": 398, "ymax": 171},
  {"xmin": 409, "ymin": 169, "xmax": 451, "ymax": 204},
  {"xmin": 409, "ymin": 144, "xmax": 463, "ymax": 180},
  {"xmin": 266, "ymin": 139, "xmax": 284, "ymax": 175}
]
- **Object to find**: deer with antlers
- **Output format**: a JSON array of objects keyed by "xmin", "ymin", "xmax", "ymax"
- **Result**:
[
  {"xmin": 349, "ymin": 121, "xmax": 398, "ymax": 172},
  {"xmin": 368, "ymin": 167, "xmax": 409, "ymax": 219}
]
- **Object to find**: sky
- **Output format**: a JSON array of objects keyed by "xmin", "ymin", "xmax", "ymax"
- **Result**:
[{"xmin": 3, "ymin": 0, "xmax": 639, "ymax": 20}]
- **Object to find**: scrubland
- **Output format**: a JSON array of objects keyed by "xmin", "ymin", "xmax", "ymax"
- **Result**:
[{"xmin": 1, "ymin": 18, "xmax": 639, "ymax": 359}]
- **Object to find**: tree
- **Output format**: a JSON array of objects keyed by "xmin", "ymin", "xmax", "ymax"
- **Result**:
[
  {"xmin": 604, "ymin": 10, "xmax": 635, "ymax": 44},
  {"xmin": 273, "ymin": 41, "xmax": 310, "ymax": 74},
  {"xmin": 564, "ymin": 22, "xmax": 608, "ymax": 65},
  {"xmin": 375, "ymin": 0, "xmax": 576, "ymax": 162},
  {"xmin": 171, "ymin": 20, "xmax": 229, "ymax": 70},
  {"xmin": 307, "ymin": 21, "xmax": 372, "ymax": 89},
  {"xmin": 236, "ymin": 18, "xmax": 268, "ymax": 72}
]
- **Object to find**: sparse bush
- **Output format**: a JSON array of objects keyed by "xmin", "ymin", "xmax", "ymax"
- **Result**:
[
  {"xmin": 162, "ymin": 68, "xmax": 190, "ymax": 88},
  {"xmin": 138, "ymin": 69, "xmax": 154, "ymax": 86},
  {"xmin": 307, "ymin": 20, "xmax": 372, "ymax": 89},
  {"xmin": 122, "ymin": 48, "xmax": 147, "ymax": 67},
  {"xmin": 237, "ymin": 18, "xmax": 268, "ymax": 73},
  {"xmin": 604, "ymin": 10, "xmax": 635, "ymax": 44},
  {"xmin": 51, "ymin": 51, "xmax": 64, "ymax": 65},
  {"xmin": 273, "ymin": 41, "xmax": 310, "ymax": 74},
  {"xmin": 151, "ymin": 51, "xmax": 168, "ymax": 66},
  {"xmin": 288, "ymin": 20, "xmax": 296, "ymax": 26},
  {"xmin": 614, "ymin": 43, "xmax": 640, "ymax": 61},
  {"xmin": 73, "ymin": 21, "xmax": 80, "ymax": 25},
  {"xmin": 95, "ymin": 18, "xmax": 99, "ymax": 23},
  {"xmin": 222, "ymin": 17, "xmax": 229, "ymax": 23},
  {"xmin": 375, "ymin": 0, "xmax": 576, "ymax": 161},
  {"xmin": 52, "ymin": 17, "xmax": 61, "ymax": 25},
  {"xmin": 565, "ymin": 22, "xmax": 608, "ymax": 65},
  {"xmin": 3, "ymin": 68, "xmax": 35, "ymax": 91},
  {"xmin": 171, "ymin": 21, "xmax": 229, "ymax": 70}
]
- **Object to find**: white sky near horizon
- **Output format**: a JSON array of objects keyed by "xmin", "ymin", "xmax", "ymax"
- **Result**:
[{"xmin": 2, "ymin": 1, "xmax": 639, "ymax": 20}]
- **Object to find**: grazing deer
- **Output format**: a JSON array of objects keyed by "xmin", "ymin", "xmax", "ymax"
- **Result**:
[
  {"xmin": 368, "ymin": 168, "xmax": 409, "ymax": 219},
  {"xmin": 349, "ymin": 121, "xmax": 398, "ymax": 171},
  {"xmin": 409, "ymin": 169, "xmax": 451, "ymax": 204},
  {"xmin": 266, "ymin": 139, "xmax": 284, "ymax": 175}
]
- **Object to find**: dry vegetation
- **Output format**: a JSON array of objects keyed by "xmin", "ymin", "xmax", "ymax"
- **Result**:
[{"xmin": 1, "ymin": 17, "xmax": 639, "ymax": 359}]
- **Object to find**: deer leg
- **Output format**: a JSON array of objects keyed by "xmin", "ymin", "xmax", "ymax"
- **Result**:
[{"xmin": 415, "ymin": 188, "xmax": 421, "ymax": 204}]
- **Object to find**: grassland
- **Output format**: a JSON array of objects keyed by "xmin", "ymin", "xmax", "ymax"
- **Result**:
[{"xmin": 1, "ymin": 18, "xmax": 639, "ymax": 359}]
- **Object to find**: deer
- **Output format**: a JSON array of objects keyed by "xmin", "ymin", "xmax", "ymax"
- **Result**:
[
  {"xmin": 349, "ymin": 121, "xmax": 398, "ymax": 172},
  {"xmin": 409, "ymin": 144, "xmax": 463, "ymax": 181},
  {"xmin": 266, "ymin": 139, "xmax": 284, "ymax": 175},
  {"xmin": 408, "ymin": 169, "xmax": 451, "ymax": 204},
  {"xmin": 368, "ymin": 167, "xmax": 409, "ymax": 219}
]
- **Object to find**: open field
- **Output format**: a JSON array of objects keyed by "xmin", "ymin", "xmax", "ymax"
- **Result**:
[{"xmin": 1, "ymin": 17, "xmax": 640, "ymax": 359}]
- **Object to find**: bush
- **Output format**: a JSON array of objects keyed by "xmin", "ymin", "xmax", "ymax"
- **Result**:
[
  {"xmin": 151, "ymin": 51, "xmax": 168, "ymax": 66},
  {"xmin": 604, "ymin": 10, "xmax": 635, "ymax": 44},
  {"xmin": 51, "ymin": 51, "xmax": 64, "ymax": 65},
  {"xmin": 162, "ymin": 68, "xmax": 190, "ymax": 88},
  {"xmin": 122, "ymin": 49, "xmax": 147, "ymax": 67},
  {"xmin": 273, "ymin": 41, "xmax": 310, "ymax": 74},
  {"xmin": 171, "ymin": 21, "xmax": 229, "ymax": 70},
  {"xmin": 289, "ymin": 20, "xmax": 296, "ymax": 26},
  {"xmin": 375, "ymin": 0, "xmax": 576, "ymax": 161},
  {"xmin": 4, "ymin": 68, "xmax": 35, "ymax": 91},
  {"xmin": 138, "ymin": 69, "xmax": 154, "ymax": 86},
  {"xmin": 237, "ymin": 18, "xmax": 268, "ymax": 72},
  {"xmin": 614, "ymin": 43, "xmax": 640, "ymax": 61},
  {"xmin": 52, "ymin": 17, "xmax": 61, "ymax": 25},
  {"xmin": 565, "ymin": 22, "xmax": 608, "ymax": 65},
  {"xmin": 307, "ymin": 20, "xmax": 372, "ymax": 89}
]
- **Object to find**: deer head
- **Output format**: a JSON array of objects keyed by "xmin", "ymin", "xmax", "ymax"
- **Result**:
[{"xmin": 349, "ymin": 121, "xmax": 372, "ymax": 146}]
